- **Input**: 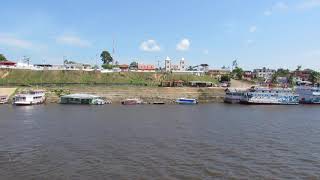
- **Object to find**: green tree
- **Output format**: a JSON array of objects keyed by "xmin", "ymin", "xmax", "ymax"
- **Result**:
[
  {"xmin": 232, "ymin": 67, "xmax": 244, "ymax": 80},
  {"xmin": 296, "ymin": 65, "xmax": 302, "ymax": 71},
  {"xmin": 129, "ymin": 61, "xmax": 138, "ymax": 70},
  {"xmin": 0, "ymin": 54, "xmax": 7, "ymax": 61},
  {"xmin": 101, "ymin": 64, "xmax": 113, "ymax": 70},
  {"xmin": 220, "ymin": 75, "xmax": 231, "ymax": 82},
  {"xmin": 310, "ymin": 71, "xmax": 320, "ymax": 84},
  {"xmin": 100, "ymin": 51, "xmax": 113, "ymax": 65}
]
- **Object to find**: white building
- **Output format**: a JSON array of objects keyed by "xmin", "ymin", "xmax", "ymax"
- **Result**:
[
  {"xmin": 253, "ymin": 67, "xmax": 276, "ymax": 80},
  {"xmin": 164, "ymin": 57, "xmax": 186, "ymax": 72}
]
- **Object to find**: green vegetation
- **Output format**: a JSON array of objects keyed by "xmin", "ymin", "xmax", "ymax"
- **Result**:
[
  {"xmin": 232, "ymin": 67, "xmax": 244, "ymax": 80},
  {"xmin": 0, "ymin": 54, "xmax": 7, "ymax": 61},
  {"xmin": 310, "ymin": 71, "xmax": 320, "ymax": 84},
  {"xmin": 100, "ymin": 50, "xmax": 113, "ymax": 64},
  {"xmin": 0, "ymin": 69, "xmax": 219, "ymax": 86},
  {"xmin": 220, "ymin": 75, "xmax": 231, "ymax": 82}
]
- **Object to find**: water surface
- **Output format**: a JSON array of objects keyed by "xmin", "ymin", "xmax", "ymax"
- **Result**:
[{"xmin": 0, "ymin": 104, "xmax": 320, "ymax": 179}]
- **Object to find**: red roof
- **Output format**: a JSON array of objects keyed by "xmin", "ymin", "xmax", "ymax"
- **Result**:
[{"xmin": 0, "ymin": 61, "xmax": 16, "ymax": 66}]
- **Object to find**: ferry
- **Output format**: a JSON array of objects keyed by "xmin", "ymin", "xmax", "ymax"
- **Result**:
[
  {"xmin": 13, "ymin": 90, "xmax": 46, "ymax": 106},
  {"xmin": 295, "ymin": 86, "xmax": 320, "ymax": 104},
  {"xmin": 121, "ymin": 98, "xmax": 143, "ymax": 105},
  {"xmin": 240, "ymin": 86, "xmax": 299, "ymax": 105},
  {"xmin": 0, "ymin": 95, "xmax": 8, "ymax": 104},
  {"xmin": 224, "ymin": 88, "xmax": 246, "ymax": 104},
  {"xmin": 176, "ymin": 98, "xmax": 198, "ymax": 105},
  {"xmin": 60, "ymin": 94, "xmax": 110, "ymax": 105}
]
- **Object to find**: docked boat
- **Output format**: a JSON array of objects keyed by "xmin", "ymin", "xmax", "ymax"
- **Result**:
[
  {"xmin": 295, "ymin": 86, "xmax": 320, "ymax": 104},
  {"xmin": 0, "ymin": 95, "xmax": 8, "ymax": 104},
  {"xmin": 240, "ymin": 86, "xmax": 299, "ymax": 105},
  {"xmin": 13, "ymin": 90, "xmax": 46, "ymax": 106},
  {"xmin": 224, "ymin": 88, "xmax": 246, "ymax": 104},
  {"xmin": 176, "ymin": 98, "xmax": 198, "ymax": 105},
  {"xmin": 121, "ymin": 98, "xmax": 143, "ymax": 105},
  {"xmin": 60, "ymin": 94, "xmax": 110, "ymax": 105}
]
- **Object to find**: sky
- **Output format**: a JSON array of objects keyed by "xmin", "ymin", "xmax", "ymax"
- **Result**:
[{"xmin": 0, "ymin": 0, "xmax": 320, "ymax": 70}]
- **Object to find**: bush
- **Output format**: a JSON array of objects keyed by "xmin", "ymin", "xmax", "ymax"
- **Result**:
[{"xmin": 102, "ymin": 64, "xmax": 113, "ymax": 69}]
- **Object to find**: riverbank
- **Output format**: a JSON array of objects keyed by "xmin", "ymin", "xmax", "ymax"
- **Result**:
[
  {"xmin": 0, "ymin": 69, "xmax": 219, "ymax": 86},
  {"xmin": 46, "ymin": 86, "xmax": 225, "ymax": 104},
  {"xmin": 1, "ymin": 86, "xmax": 225, "ymax": 104}
]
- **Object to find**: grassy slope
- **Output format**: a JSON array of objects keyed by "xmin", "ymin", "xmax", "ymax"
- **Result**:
[{"xmin": 0, "ymin": 69, "xmax": 218, "ymax": 86}]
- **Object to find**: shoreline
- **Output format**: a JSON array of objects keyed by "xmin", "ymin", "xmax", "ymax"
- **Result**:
[{"xmin": 1, "ymin": 86, "xmax": 226, "ymax": 104}]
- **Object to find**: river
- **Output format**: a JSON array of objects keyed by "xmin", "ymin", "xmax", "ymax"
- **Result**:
[{"xmin": 0, "ymin": 104, "xmax": 320, "ymax": 179}]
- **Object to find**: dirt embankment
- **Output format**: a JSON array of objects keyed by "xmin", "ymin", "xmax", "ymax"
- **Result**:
[
  {"xmin": 44, "ymin": 86, "xmax": 226, "ymax": 104},
  {"xmin": 0, "ymin": 88, "xmax": 17, "ymax": 97}
]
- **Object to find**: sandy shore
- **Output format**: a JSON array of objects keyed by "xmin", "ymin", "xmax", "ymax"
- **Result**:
[
  {"xmin": 0, "ymin": 88, "xmax": 16, "ymax": 96},
  {"xmin": 44, "ymin": 86, "xmax": 226, "ymax": 104}
]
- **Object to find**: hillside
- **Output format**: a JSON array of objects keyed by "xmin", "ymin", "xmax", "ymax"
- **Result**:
[{"xmin": 0, "ymin": 69, "xmax": 219, "ymax": 86}]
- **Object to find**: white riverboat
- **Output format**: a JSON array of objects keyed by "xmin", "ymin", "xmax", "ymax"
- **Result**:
[
  {"xmin": 295, "ymin": 86, "xmax": 320, "ymax": 104},
  {"xmin": 60, "ymin": 94, "xmax": 110, "ymax": 105},
  {"xmin": 0, "ymin": 95, "xmax": 8, "ymax": 104},
  {"xmin": 240, "ymin": 86, "xmax": 299, "ymax": 105},
  {"xmin": 224, "ymin": 88, "xmax": 246, "ymax": 104},
  {"xmin": 13, "ymin": 90, "xmax": 46, "ymax": 106}
]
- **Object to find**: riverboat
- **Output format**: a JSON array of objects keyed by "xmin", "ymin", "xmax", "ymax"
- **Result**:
[
  {"xmin": 13, "ymin": 90, "xmax": 46, "ymax": 106},
  {"xmin": 176, "ymin": 98, "xmax": 198, "ymax": 105},
  {"xmin": 60, "ymin": 94, "xmax": 109, "ymax": 105},
  {"xmin": 0, "ymin": 95, "xmax": 8, "ymax": 104},
  {"xmin": 121, "ymin": 98, "xmax": 143, "ymax": 105},
  {"xmin": 224, "ymin": 88, "xmax": 246, "ymax": 104},
  {"xmin": 240, "ymin": 86, "xmax": 299, "ymax": 105},
  {"xmin": 295, "ymin": 86, "xmax": 320, "ymax": 104}
]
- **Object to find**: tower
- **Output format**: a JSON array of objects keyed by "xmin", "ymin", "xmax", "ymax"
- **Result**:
[
  {"xmin": 165, "ymin": 56, "xmax": 171, "ymax": 72},
  {"xmin": 180, "ymin": 57, "xmax": 186, "ymax": 71}
]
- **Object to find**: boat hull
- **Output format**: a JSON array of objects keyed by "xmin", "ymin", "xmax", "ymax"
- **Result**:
[{"xmin": 176, "ymin": 99, "xmax": 198, "ymax": 105}]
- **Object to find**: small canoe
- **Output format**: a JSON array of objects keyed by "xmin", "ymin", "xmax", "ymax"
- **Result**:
[{"xmin": 176, "ymin": 98, "xmax": 198, "ymax": 105}]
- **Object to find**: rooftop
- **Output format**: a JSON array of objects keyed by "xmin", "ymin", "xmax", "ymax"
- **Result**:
[{"xmin": 61, "ymin": 94, "xmax": 101, "ymax": 99}]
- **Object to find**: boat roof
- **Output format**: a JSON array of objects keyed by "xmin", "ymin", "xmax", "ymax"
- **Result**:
[
  {"xmin": 251, "ymin": 86, "xmax": 292, "ymax": 91},
  {"xmin": 61, "ymin": 94, "xmax": 101, "ymax": 99},
  {"xmin": 225, "ymin": 88, "xmax": 247, "ymax": 93}
]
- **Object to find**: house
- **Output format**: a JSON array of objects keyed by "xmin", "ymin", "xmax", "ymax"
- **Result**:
[
  {"xmin": 64, "ymin": 62, "xmax": 92, "ymax": 70},
  {"xmin": 137, "ymin": 64, "xmax": 156, "ymax": 72},
  {"xmin": 253, "ymin": 67, "xmax": 276, "ymax": 80},
  {"xmin": 207, "ymin": 69, "xmax": 231, "ymax": 77},
  {"xmin": 160, "ymin": 80, "xmax": 184, "ymax": 87},
  {"xmin": 0, "ymin": 61, "xmax": 16, "ymax": 68},
  {"xmin": 188, "ymin": 81, "xmax": 213, "ymax": 87},
  {"xmin": 243, "ymin": 71, "xmax": 254, "ymax": 80},
  {"xmin": 118, "ymin": 64, "xmax": 129, "ymax": 72},
  {"xmin": 292, "ymin": 69, "xmax": 313, "ymax": 81}
]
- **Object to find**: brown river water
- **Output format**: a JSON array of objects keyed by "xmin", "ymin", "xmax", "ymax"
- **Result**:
[{"xmin": 0, "ymin": 104, "xmax": 320, "ymax": 179}]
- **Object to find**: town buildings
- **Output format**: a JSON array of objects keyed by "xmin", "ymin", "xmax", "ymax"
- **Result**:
[
  {"xmin": 253, "ymin": 67, "xmax": 276, "ymax": 80},
  {"xmin": 165, "ymin": 57, "xmax": 186, "ymax": 72}
]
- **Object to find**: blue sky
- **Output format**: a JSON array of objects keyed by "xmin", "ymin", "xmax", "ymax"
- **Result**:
[{"xmin": 0, "ymin": 0, "xmax": 320, "ymax": 70}]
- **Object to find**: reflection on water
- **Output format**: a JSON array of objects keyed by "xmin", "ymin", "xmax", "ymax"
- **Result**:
[{"xmin": 0, "ymin": 104, "xmax": 320, "ymax": 179}]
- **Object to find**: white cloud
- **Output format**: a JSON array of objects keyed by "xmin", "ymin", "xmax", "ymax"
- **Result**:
[
  {"xmin": 249, "ymin": 25, "xmax": 257, "ymax": 33},
  {"xmin": 176, "ymin": 39, "xmax": 191, "ymax": 51},
  {"xmin": 264, "ymin": 2, "xmax": 289, "ymax": 16},
  {"xmin": 0, "ymin": 34, "xmax": 33, "ymax": 49},
  {"xmin": 297, "ymin": 0, "xmax": 320, "ymax": 10},
  {"xmin": 56, "ymin": 35, "xmax": 91, "ymax": 47},
  {"xmin": 140, "ymin": 40, "xmax": 161, "ymax": 52}
]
